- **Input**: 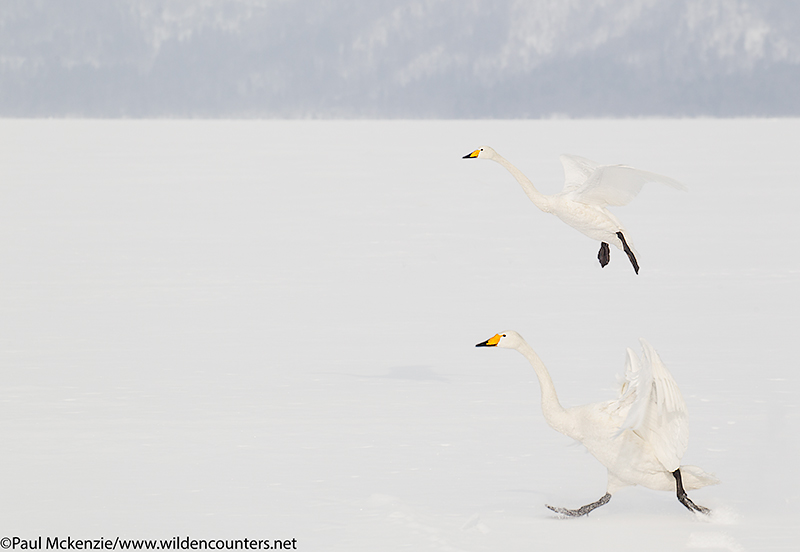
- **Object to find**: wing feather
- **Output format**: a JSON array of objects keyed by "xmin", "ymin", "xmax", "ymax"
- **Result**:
[
  {"xmin": 614, "ymin": 347, "xmax": 649, "ymax": 428},
  {"xmin": 560, "ymin": 154, "xmax": 687, "ymax": 207},
  {"xmin": 617, "ymin": 339, "xmax": 689, "ymax": 471},
  {"xmin": 559, "ymin": 154, "xmax": 600, "ymax": 192}
]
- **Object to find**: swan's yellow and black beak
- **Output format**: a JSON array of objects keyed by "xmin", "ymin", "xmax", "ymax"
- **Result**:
[
  {"xmin": 463, "ymin": 149, "xmax": 480, "ymax": 159},
  {"xmin": 476, "ymin": 334, "xmax": 502, "ymax": 347}
]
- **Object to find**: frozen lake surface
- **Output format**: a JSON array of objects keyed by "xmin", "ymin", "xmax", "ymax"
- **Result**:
[{"xmin": 0, "ymin": 119, "xmax": 798, "ymax": 550}]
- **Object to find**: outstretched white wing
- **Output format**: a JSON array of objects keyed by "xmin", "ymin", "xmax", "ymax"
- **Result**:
[
  {"xmin": 617, "ymin": 339, "xmax": 689, "ymax": 472},
  {"xmin": 559, "ymin": 154, "xmax": 600, "ymax": 191},
  {"xmin": 560, "ymin": 154, "xmax": 687, "ymax": 207}
]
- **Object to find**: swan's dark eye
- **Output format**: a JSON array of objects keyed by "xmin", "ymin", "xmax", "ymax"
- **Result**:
[{"xmin": 502, "ymin": 334, "xmax": 506, "ymax": 337}]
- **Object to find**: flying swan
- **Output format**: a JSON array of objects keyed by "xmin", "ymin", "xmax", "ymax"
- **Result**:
[
  {"xmin": 463, "ymin": 147, "xmax": 686, "ymax": 274},
  {"xmin": 476, "ymin": 331, "xmax": 718, "ymax": 516}
]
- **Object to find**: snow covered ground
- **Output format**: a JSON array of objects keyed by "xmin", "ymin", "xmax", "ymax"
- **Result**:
[{"xmin": 0, "ymin": 119, "xmax": 797, "ymax": 551}]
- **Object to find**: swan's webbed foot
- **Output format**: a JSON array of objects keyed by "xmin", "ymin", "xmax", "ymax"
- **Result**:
[
  {"xmin": 673, "ymin": 469, "xmax": 711, "ymax": 515},
  {"xmin": 598, "ymin": 242, "xmax": 610, "ymax": 267},
  {"xmin": 678, "ymin": 494, "xmax": 710, "ymax": 515},
  {"xmin": 546, "ymin": 493, "xmax": 611, "ymax": 517},
  {"xmin": 616, "ymin": 231, "xmax": 639, "ymax": 274}
]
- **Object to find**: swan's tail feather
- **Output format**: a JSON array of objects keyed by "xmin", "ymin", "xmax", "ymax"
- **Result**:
[{"xmin": 680, "ymin": 465, "xmax": 720, "ymax": 490}]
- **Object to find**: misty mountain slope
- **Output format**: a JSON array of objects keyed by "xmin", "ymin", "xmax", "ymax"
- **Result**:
[{"xmin": 1, "ymin": 0, "xmax": 800, "ymax": 116}]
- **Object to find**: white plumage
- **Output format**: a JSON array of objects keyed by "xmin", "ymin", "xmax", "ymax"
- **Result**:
[
  {"xmin": 476, "ymin": 331, "xmax": 718, "ymax": 516},
  {"xmin": 616, "ymin": 340, "xmax": 689, "ymax": 472},
  {"xmin": 559, "ymin": 154, "xmax": 684, "ymax": 207},
  {"xmin": 463, "ymin": 147, "xmax": 687, "ymax": 273}
]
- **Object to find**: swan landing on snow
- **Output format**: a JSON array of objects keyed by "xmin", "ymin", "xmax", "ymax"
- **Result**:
[
  {"xmin": 463, "ymin": 147, "xmax": 686, "ymax": 274},
  {"xmin": 476, "ymin": 331, "xmax": 718, "ymax": 517}
]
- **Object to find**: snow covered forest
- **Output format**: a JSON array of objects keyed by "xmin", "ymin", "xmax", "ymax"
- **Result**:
[{"xmin": 1, "ymin": 0, "xmax": 800, "ymax": 117}]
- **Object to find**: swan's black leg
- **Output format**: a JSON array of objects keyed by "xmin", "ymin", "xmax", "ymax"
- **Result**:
[
  {"xmin": 546, "ymin": 493, "xmax": 611, "ymax": 517},
  {"xmin": 673, "ymin": 469, "xmax": 710, "ymax": 515},
  {"xmin": 616, "ymin": 231, "xmax": 639, "ymax": 274},
  {"xmin": 598, "ymin": 242, "xmax": 610, "ymax": 268}
]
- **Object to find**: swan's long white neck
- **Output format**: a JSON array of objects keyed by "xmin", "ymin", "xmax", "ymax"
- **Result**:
[
  {"xmin": 492, "ymin": 154, "xmax": 551, "ymax": 213},
  {"xmin": 515, "ymin": 341, "xmax": 573, "ymax": 436}
]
